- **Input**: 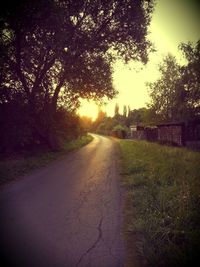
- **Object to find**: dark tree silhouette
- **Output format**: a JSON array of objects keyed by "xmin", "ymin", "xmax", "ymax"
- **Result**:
[
  {"xmin": 114, "ymin": 103, "xmax": 119, "ymax": 117},
  {"xmin": 180, "ymin": 40, "xmax": 200, "ymax": 117},
  {"xmin": 123, "ymin": 105, "xmax": 127, "ymax": 117},
  {"xmin": 0, "ymin": 0, "xmax": 154, "ymax": 150}
]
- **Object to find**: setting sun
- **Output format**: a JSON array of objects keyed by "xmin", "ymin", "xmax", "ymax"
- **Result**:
[
  {"xmin": 78, "ymin": 100, "xmax": 99, "ymax": 121},
  {"xmin": 77, "ymin": 0, "xmax": 200, "ymax": 120}
]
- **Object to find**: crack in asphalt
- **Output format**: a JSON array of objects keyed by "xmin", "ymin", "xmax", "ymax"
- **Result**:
[
  {"xmin": 75, "ymin": 217, "xmax": 103, "ymax": 267},
  {"xmin": 63, "ymin": 173, "xmax": 98, "ymax": 222},
  {"xmin": 62, "ymin": 160, "xmax": 123, "ymax": 265},
  {"xmin": 64, "ymin": 165, "xmax": 112, "ymax": 224}
]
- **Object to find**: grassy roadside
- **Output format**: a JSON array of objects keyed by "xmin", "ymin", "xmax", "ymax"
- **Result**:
[
  {"xmin": 118, "ymin": 140, "xmax": 200, "ymax": 267},
  {"xmin": 0, "ymin": 134, "xmax": 93, "ymax": 186}
]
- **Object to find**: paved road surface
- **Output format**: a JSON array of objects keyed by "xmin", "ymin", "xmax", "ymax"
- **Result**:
[{"xmin": 0, "ymin": 134, "xmax": 125, "ymax": 267}]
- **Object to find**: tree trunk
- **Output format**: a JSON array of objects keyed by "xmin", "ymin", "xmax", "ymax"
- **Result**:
[{"xmin": 45, "ymin": 105, "xmax": 61, "ymax": 151}]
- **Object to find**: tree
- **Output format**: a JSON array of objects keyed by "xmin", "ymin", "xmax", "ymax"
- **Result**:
[
  {"xmin": 114, "ymin": 103, "xmax": 119, "ymax": 117},
  {"xmin": 95, "ymin": 116, "xmax": 118, "ymax": 135},
  {"xmin": 147, "ymin": 54, "xmax": 184, "ymax": 122},
  {"xmin": 123, "ymin": 105, "xmax": 127, "ymax": 117},
  {"xmin": 92, "ymin": 106, "xmax": 106, "ymax": 131},
  {"xmin": 127, "ymin": 105, "xmax": 131, "ymax": 117},
  {"xmin": 147, "ymin": 41, "xmax": 200, "ymax": 123},
  {"xmin": 127, "ymin": 107, "xmax": 156, "ymax": 125},
  {"xmin": 0, "ymin": 0, "xmax": 154, "ymax": 150},
  {"xmin": 179, "ymin": 40, "xmax": 200, "ymax": 117}
]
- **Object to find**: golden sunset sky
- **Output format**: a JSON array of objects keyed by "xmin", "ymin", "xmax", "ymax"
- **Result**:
[{"xmin": 78, "ymin": 0, "xmax": 200, "ymax": 120}]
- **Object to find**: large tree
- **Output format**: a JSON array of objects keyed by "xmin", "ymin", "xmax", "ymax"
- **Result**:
[
  {"xmin": 180, "ymin": 40, "xmax": 200, "ymax": 117},
  {"xmin": 147, "ymin": 41, "xmax": 200, "ymax": 123},
  {"xmin": 0, "ymin": 0, "xmax": 154, "ymax": 149},
  {"xmin": 147, "ymin": 54, "xmax": 185, "ymax": 122}
]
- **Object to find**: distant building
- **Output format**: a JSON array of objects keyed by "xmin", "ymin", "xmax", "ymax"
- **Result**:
[
  {"xmin": 130, "ymin": 125, "xmax": 158, "ymax": 141},
  {"xmin": 130, "ymin": 120, "xmax": 200, "ymax": 149},
  {"xmin": 130, "ymin": 125, "xmax": 145, "ymax": 140},
  {"xmin": 156, "ymin": 122, "xmax": 185, "ymax": 146}
]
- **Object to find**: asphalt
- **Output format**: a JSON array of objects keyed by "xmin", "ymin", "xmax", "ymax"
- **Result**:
[{"xmin": 0, "ymin": 134, "xmax": 125, "ymax": 267}]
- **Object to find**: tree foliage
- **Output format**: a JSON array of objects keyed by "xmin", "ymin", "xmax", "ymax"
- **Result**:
[
  {"xmin": 0, "ymin": 0, "xmax": 154, "ymax": 152},
  {"xmin": 123, "ymin": 104, "xmax": 127, "ymax": 117},
  {"xmin": 93, "ymin": 104, "xmax": 156, "ymax": 136},
  {"xmin": 180, "ymin": 40, "xmax": 200, "ymax": 115},
  {"xmin": 147, "ymin": 40, "xmax": 200, "ymax": 122},
  {"xmin": 127, "ymin": 107, "xmax": 157, "ymax": 125},
  {"xmin": 147, "ymin": 54, "xmax": 182, "ymax": 121},
  {"xmin": 0, "ymin": 0, "xmax": 154, "ymax": 104},
  {"xmin": 114, "ymin": 103, "xmax": 119, "ymax": 117}
]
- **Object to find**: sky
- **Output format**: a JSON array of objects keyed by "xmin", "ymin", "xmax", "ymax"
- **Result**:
[{"xmin": 78, "ymin": 0, "xmax": 200, "ymax": 120}]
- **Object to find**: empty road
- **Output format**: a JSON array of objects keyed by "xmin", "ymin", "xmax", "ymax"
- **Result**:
[{"xmin": 0, "ymin": 134, "xmax": 125, "ymax": 267}]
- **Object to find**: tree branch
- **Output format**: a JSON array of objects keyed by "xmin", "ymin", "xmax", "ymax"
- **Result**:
[
  {"xmin": 51, "ymin": 74, "xmax": 66, "ymax": 111},
  {"xmin": 31, "ymin": 52, "xmax": 56, "ymax": 97},
  {"xmin": 15, "ymin": 32, "xmax": 31, "ymax": 98}
]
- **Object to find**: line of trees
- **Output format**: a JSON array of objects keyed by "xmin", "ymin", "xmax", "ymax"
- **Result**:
[
  {"xmin": 92, "ymin": 104, "xmax": 155, "ymax": 136},
  {"xmin": 93, "ymin": 40, "xmax": 200, "ymax": 137},
  {"xmin": 0, "ymin": 0, "xmax": 154, "ymax": 154}
]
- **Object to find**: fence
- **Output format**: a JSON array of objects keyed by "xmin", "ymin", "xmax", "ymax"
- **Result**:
[{"xmin": 130, "ymin": 120, "xmax": 200, "ymax": 148}]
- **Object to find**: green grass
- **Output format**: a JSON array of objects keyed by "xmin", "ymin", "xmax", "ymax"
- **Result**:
[
  {"xmin": 118, "ymin": 140, "xmax": 200, "ymax": 267},
  {"xmin": 0, "ymin": 134, "xmax": 93, "ymax": 186}
]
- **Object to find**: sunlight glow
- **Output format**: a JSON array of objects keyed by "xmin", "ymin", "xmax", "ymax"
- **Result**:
[
  {"xmin": 78, "ymin": 100, "xmax": 99, "ymax": 121},
  {"xmin": 78, "ymin": 0, "xmax": 200, "ymax": 119}
]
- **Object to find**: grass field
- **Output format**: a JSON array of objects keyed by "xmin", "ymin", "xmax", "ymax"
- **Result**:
[
  {"xmin": 0, "ymin": 134, "xmax": 93, "ymax": 186},
  {"xmin": 119, "ymin": 140, "xmax": 200, "ymax": 267}
]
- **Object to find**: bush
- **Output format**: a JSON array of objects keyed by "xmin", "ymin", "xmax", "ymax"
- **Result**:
[
  {"xmin": 112, "ymin": 124, "xmax": 129, "ymax": 138},
  {"xmin": 0, "ymin": 101, "xmax": 83, "ymax": 154}
]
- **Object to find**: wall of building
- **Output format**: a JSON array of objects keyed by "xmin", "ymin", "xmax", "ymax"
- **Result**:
[
  {"xmin": 130, "ymin": 120, "xmax": 200, "ymax": 148},
  {"xmin": 157, "ymin": 125, "xmax": 184, "ymax": 146}
]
